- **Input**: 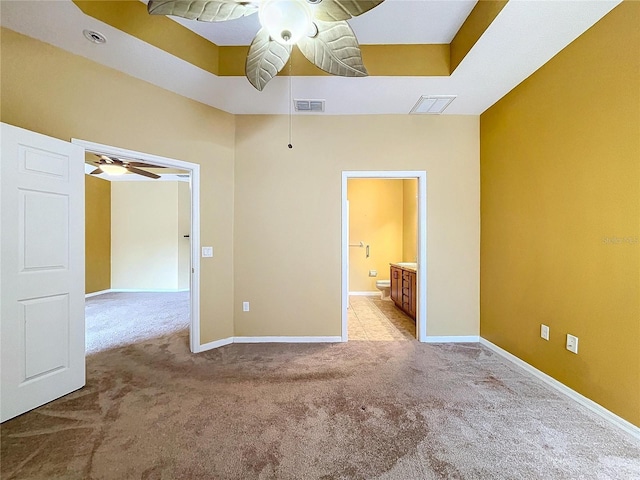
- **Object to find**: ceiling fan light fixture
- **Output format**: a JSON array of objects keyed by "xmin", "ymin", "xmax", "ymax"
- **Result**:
[
  {"xmin": 100, "ymin": 164, "xmax": 127, "ymax": 176},
  {"xmin": 148, "ymin": 0, "xmax": 384, "ymax": 90},
  {"xmin": 259, "ymin": 0, "xmax": 313, "ymax": 45}
]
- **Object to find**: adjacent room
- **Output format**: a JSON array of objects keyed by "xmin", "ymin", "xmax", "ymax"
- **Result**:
[
  {"xmin": 1, "ymin": 0, "xmax": 638, "ymax": 478},
  {"xmin": 84, "ymin": 156, "xmax": 192, "ymax": 354}
]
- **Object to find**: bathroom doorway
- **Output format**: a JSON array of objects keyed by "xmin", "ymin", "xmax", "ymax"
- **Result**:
[{"xmin": 341, "ymin": 171, "xmax": 427, "ymax": 342}]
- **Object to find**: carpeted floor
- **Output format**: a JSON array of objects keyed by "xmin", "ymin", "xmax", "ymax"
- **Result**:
[
  {"xmin": 1, "ymin": 292, "xmax": 639, "ymax": 479},
  {"xmin": 85, "ymin": 291, "xmax": 190, "ymax": 354}
]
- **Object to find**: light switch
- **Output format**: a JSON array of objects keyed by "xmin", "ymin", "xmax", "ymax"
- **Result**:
[{"xmin": 202, "ymin": 246, "xmax": 213, "ymax": 258}]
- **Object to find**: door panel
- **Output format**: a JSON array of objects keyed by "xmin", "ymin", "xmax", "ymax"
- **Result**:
[
  {"xmin": 22, "ymin": 190, "xmax": 69, "ymax": 269},
  {"xmin": 1, "ymin": 123, "xmax": 85, "ymax": 422},
  {"xmin": 23, "ymin": 294, "xmax": 70, "ymax": 380}
]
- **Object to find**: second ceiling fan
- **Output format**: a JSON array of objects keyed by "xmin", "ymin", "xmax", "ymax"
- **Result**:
[{"xmin": 90, "ymin": 154, "xmax": 164, "ymax": 179}]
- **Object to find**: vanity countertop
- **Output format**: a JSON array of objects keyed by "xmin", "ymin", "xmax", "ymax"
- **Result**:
[{"xmin": 390, "ymin": 262, "xmax": 418, "ymax": 272}]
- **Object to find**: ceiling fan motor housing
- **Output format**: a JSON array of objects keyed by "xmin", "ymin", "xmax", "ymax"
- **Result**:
[{"xmin": 259, "ymin": 0, "xmax": 314, "ymax": 45}]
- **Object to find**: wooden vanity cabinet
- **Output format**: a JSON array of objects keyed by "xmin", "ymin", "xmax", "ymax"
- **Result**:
[
  {"xmin": 390, "ymin": 265, "xmax": 416, "ymax": 321},
  {"xmin": 391, "ymin": 266, "xmax": 402, "ymax": 304}
]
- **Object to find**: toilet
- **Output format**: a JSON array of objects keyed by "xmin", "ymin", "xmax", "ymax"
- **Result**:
[{"xmin": 375, "ymin": 280, "xmax": 391, "ymax": 299}]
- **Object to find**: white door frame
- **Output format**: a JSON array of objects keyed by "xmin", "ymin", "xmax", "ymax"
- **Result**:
[
  {"xmin": 341, "ymin": 171, "xmax": 427, "ymax": 342},
  {"xmin": 72, "ymin": 139, "xmax": 202, "ymax": 353}
]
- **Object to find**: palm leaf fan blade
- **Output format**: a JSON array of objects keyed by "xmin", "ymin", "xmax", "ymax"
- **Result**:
[
  {"xmin": 297, "ymin": 20, "xmax": 367, "ymax": 77},
  {"xmin": 245, "ymin": 28, "xmax": 292, "ymax": 91},
  {"xmin": 147, "ymin": 0, "xmax": 257, "ymax": 22},
  {"xmin": 313, "ymin": 0, "xmax": 385, "ymax": 22}
]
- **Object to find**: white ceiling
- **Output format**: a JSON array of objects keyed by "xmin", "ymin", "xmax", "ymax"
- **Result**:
[{"xmin": 1, "ymin": 0, "xmax": 621, "ymax": 116}]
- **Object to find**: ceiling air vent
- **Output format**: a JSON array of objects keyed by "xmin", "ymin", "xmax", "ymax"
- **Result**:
[
  {"xmin": 409, "ymin": 95, "xmax": 457, "ymax": 114},
  {"xmin": 294, "ymin": 99, "xmax": 325, "ymax": 113}
]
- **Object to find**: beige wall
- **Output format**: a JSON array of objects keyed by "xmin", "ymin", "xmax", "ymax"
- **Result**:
[
  {"xmin": 1, "ymin": 27, "xmax": 480, "ymax": 344},
  {"xmin": 1, "ymin": 28, "xmax": 235, "ymax": 343},
  {"xmin": 234, "ymin": 115, "xmax": 480, "ymax": 337},
  {"xmin": 402, "ymin": 179, "xmax": 418, "ymax": 262},
  {"xmin": 480, "ymin": 2, "xmax": 639, "ymax": 427},
  {"xmin": 348, "ymin": 179, "xmax": 404, "ymax": 292},
  {"xmin": 85, "ymin": 174, "xmax": 111, "ymax": 293},
  {"xmin": 111, "ymin": 182, "xmax": 182, "ymax": 290}
]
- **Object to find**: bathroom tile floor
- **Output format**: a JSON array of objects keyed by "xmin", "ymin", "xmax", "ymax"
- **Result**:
[{"xmin": 348, "ymin": 295, "xmax": 416, "ymax": 341}]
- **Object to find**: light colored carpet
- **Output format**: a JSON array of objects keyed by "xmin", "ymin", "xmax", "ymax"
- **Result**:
[
  {"xmin": 85, "ymin": 291, "xmax": 190, "ymax": 354},
  {"xmin": 1, "ymin": 292, "xmax": 639, "ymax": 479}
]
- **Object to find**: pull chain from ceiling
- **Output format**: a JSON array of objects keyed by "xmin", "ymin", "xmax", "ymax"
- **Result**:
[{"xmin": 288, "ymin": 58, "xmax": 293, "ymax": 149}]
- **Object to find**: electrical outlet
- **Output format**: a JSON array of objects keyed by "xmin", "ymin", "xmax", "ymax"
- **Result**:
[
  {"xmin": 566, "ymin": 334, "xmax": 578, "ymax": 354},
  {"xmin": 540, "ymin": 324, "xmax": 550, "ymax": 341},
  {"xmin": 242, "ymin": 301, "xmax": 250, "ymax": 312}
]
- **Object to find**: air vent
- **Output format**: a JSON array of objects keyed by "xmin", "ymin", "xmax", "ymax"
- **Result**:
[
  {"xmin": 294, "ymin": 99, "xmax": 325, "ymax": 113},
  {"xmin": 409, "ymin": 95, "xmax": 456, "ymax": 115},
  {"xmin": 176, "ymin": 174, "xmax": 190, "ymax": 178}
]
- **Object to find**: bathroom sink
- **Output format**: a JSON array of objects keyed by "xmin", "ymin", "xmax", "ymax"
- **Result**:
[{"xmin": 393, "ymin": 262, "xmax": 418, "ymax": 269}]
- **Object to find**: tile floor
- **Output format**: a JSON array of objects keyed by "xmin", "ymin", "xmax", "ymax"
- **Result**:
[{"xmin": 347, "ymin": 295, "xmax": 416, "ymax": 341}]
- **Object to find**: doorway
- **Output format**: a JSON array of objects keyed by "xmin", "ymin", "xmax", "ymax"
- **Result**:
[
  {"xmin": 342, "ymin": 171, "xmax": 427, "ymax": 342},
  {"xmin": 72, "ymin": 139, "xmax": 202, "ymax": 353}
]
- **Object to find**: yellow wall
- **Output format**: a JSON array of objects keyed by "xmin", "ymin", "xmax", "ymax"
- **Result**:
[
  {"xmin": 85, "ymin": 174, "xmax": 111, "ymax": 293},
  {"xmin": 480, "ymin": 2, "xmax": 640, "ymax": 427},
  {"xmin": 348, "ymin": 179, "xmax": 404, "ymax": 292},
  {"xmin": 347, "ymin": 178, "xmax": 419, "ymax": 291},
  {"xmin": 402, "ymin": 179, "xmax": 418, "ymax": 262},
  {"xmin": 0, "ymin": 28, "xmax": 235, "ymax": 343},
  {"xmin": 234, "ymin": 115, "xmax": 480, "ymax": 337},
  {"xmin": 111, "ymin": 182, "xmax": 183, "ymax": 290}
]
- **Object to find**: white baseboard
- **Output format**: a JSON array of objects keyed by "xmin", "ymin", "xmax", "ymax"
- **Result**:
[
  {"xmin": 85, "ymin": 289, "xmax": 112, "ymax": 298},
  {"xmin": 196, "ymin": 337, "xmax": 233, "ymax": 353},
  {"xmin": 425, "ymin": 335, "xmax": 479, "ymax": 343},
  {"xmin": 195, "ymin": 336, "xmax": 342, "ymax": 352},
  {"xmin": 480, "ymin": 338, "xmax": 640, "ymax": 441},
  {"xmin": 348, "ymin": 291, "xmax": 380, "ymax": 296},
  {"xmin": 86, "ymin": 289, "xmax": 189, "ymax": 298},
  {"xmin": 110, "ymin": 288, "xmax": 189, "ymax": 293},
  {"xmin": 234, "ymin": 336, "xmax": 342, "ymax": 344}
]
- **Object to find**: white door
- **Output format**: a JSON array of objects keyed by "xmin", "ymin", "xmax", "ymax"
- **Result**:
[{"xmin": 1, "ymin": 123, "xmax": 85, "ymax": 422}]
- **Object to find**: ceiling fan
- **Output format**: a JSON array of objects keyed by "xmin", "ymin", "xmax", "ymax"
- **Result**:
[
  {"xmin": 147, "ymin": 0, "xmax": 385, "ymax": 91},
  {"xmin": 89, "ymin": 154, "xmax": 164, "ymax": 179}
]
